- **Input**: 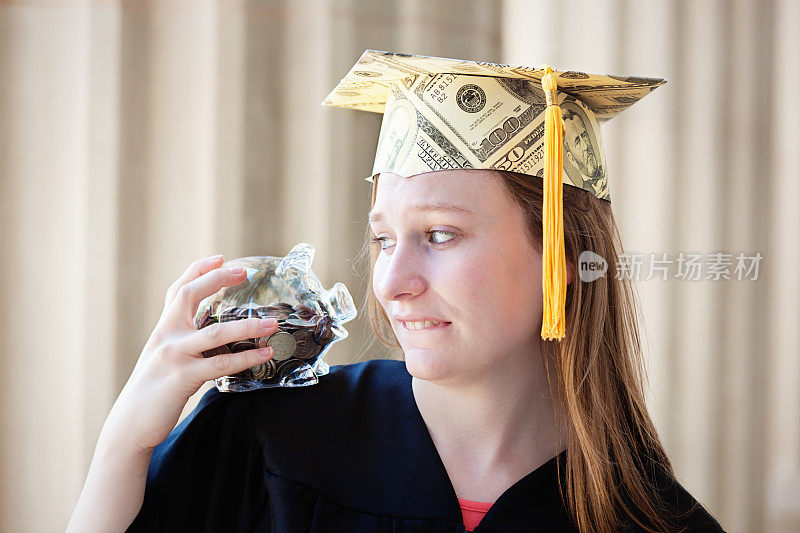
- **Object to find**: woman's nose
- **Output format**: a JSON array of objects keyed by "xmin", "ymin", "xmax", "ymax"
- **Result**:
[{"xmin": 374, "ymin": 243, "xmax": 427, "ymax": 301}]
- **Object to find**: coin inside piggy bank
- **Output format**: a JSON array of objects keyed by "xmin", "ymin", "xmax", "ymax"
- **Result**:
[{"xmin": 193, "ymin": 243, "xmax": 356, "ymax": 392}]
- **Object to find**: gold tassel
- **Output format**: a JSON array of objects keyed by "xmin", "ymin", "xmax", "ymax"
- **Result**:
[{"xmin": 540, "ymin": 67, "xmax": 566, "ymax": 340}]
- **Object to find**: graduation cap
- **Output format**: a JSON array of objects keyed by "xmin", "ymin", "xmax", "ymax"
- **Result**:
[{"xmin": 322, "ymin": 50, "xmax": 666, "ymax": 341}]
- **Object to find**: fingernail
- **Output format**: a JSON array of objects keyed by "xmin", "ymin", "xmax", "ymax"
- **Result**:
[
  {"xmin": 258, "ymin": 347, "xmax": 274, "ymax": 358},
  {"xmin": 208, "ymin": 254, "xmax": 223, "ymax": 262},
  {"xmin": 260, "ymin": 318, "xmax": 277, "ymax": 327},
  {"xmin": 228, "ymin": 266, "xmax": 245, "ymax": 275}
]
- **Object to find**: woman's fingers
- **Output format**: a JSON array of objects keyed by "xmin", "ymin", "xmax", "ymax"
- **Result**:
[
  {"xmin": 164, "ymin": 254, "xmax": 224, "ymax": 310},
  {"xmin": 171, "ymin": 265, "xmax": 248, "ymax": 325},
  {"xmin": 183, "ymin": 316, "xmax": 279, "ymax": 355},
  {"xmin": 190, "ymin": 344, "xmax": 275, "ymax": 383}
]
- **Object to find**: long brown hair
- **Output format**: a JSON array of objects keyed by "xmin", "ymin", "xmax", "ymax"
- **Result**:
[{"xmin": 356, "ymin": 170, "xmax": 691, "ymax": 532}]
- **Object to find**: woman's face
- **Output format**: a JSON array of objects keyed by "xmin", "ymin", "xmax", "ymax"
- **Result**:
[{"xmin": 369, "ymin": 170, "xmax": 544, "ymax": 383}]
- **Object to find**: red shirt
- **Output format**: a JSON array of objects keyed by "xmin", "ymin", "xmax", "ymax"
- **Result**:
[{"xmin": 458, "ymin": 497, "xmax": 494, "ymax": 532}]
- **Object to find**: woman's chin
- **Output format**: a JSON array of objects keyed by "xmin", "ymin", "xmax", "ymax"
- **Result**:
[{"xmin": 402, "ymin": 349, "xmax": 457, "ymax": 381}]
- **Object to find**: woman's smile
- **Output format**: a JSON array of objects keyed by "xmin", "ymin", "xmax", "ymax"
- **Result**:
[{"xmin": 401, "ymin": 320, "xmax": 452, "ymax": 332}]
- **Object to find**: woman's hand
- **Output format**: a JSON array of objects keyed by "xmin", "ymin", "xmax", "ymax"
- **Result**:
[
  {"xmin": 104, "ymin": 254, "xmax": 279, "ymax": 454},
  {"xmin": 68, "ymin": 255, "xmax": 279, "ymax": 532}
]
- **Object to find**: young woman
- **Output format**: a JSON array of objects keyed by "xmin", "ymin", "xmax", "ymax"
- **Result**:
[{"xmin": 68, "ymin": 51, "xmax": 727, "ymax": 532}]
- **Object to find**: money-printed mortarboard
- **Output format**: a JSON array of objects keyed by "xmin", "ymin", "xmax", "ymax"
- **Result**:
[{"xmin": 322, "ymin": 50, "xmax": 666, "ymax": 341}]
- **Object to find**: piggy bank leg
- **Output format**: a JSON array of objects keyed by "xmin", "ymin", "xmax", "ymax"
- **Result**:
[{"xmin": 280, "ymin": 365, "xmax": 319, "ymax": 387}]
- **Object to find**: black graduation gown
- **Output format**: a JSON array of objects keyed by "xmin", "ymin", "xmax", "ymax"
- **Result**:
[{"xmin": 127, "ymin": 359, "xmax": 725, "ymax": 532}]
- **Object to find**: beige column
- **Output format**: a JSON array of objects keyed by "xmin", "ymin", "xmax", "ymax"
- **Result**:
[
  {"xmin": 765, "ymin": 0, "xmax": 800, "ymax": 530},
  {"xmin": 0, "ymin": 2, "xmax": 92, "ymax": 530}
]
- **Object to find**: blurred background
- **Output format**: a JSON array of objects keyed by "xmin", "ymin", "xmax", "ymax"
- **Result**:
[{"xmin": 0, "ymin": 0, "xmax": 798, "ymax": 531}]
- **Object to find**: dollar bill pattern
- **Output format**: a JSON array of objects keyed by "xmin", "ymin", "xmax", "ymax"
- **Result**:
[{"xmin": 368, "ymin": 69, "xmax": 610, "ymax": 200}]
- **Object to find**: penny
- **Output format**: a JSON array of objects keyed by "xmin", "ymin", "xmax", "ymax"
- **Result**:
[
  {"xmin": 266, "ymin": 331, "xmax": 297, "ymax": 361},
  {"xmin": 276, "ymin": 358, "xmax": 304, "ymax": 381},
  {"xmin": 230, "ymin": 340, "xmax": 256, "ymax": 353},
  {"xmin": 292, "ymin": 329, "xmax": 318, "ymax": 360},
  {"xmin": 218, "ymin": 309, "xmax": 238, "ymax": 322},
  {"xmin": 250, "ymin": 358, "xmax": 276, "ymax": 380},
  {"xmin": 294, "ymin": 304, "xmax": 316, "ymax": 319},
  {"xmin": 269, "ymin": 303, "xmax": 294, "ymax": 315},
  {"xmin": 202, "ymin": 343, "xmax": 231, "ymax": 358},
  {"xmin": 265, "ymin": 358, "xmax": 278, "ymax": 379},
  {"xmin": 196, "ymin": 308, "xmax": 211, "ymax": 329}
]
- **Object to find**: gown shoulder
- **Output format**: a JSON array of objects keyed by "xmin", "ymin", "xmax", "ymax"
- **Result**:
[
  {"xmin": 126, "ymin": 380, "xmax": 267, "ymax": 531},
  {"xmin": 649, "ymin": 472, "xmax": 726, "ymax": 532},
  {"xmin": 126, "ymin": 359, "xmax": 465, "ymax": 532},
  {"xmin": 617, "ymin": 456, "xmax": 727, "ymax": 532}
]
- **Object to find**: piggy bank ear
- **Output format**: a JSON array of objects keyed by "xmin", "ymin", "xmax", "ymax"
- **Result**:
[
  {"xmin": 322, "ymin": 282, "xmax": 357, "ymax": 325},
  {"xmin": 276, "ymin": 242, "xmax": 315, "ymax": 276}
]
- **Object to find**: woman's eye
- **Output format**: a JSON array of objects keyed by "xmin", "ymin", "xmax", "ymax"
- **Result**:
[
  {"xmin": 369, "ymin": 235, "xmax": 395, "ymax": 250},
  {"xmin": 369, "ymin": 230, "xmax": 456, "ymax": 251},
  {"xmin": 428, "ymin": 229, "xmax": 457, "ymax": 244}
]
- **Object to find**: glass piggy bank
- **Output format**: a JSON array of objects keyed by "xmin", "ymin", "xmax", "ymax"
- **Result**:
[{"xmin": 193, "ymin": 242, "xmax": 356, "ymax": 392}]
